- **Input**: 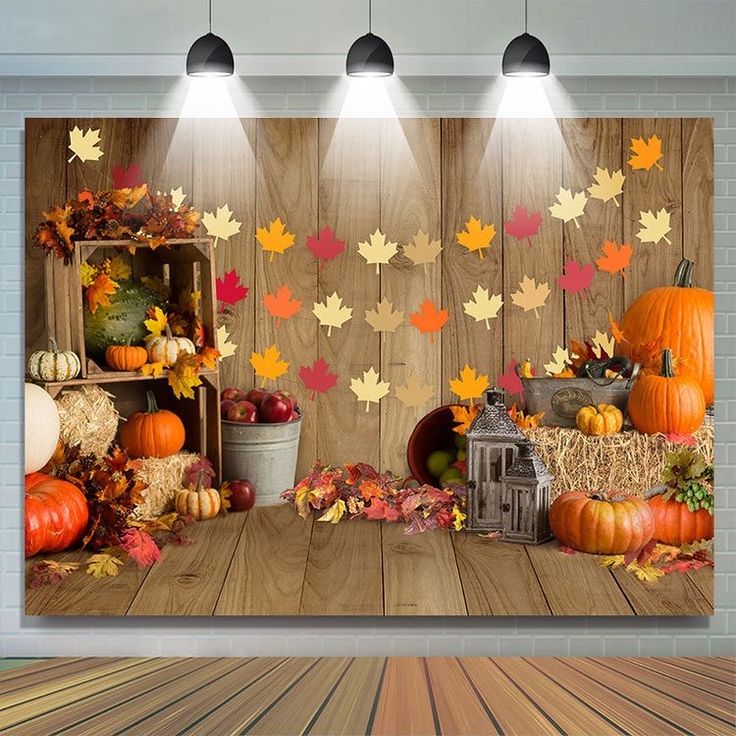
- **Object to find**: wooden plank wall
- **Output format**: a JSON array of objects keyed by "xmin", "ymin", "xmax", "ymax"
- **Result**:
[{"xmin": 25, "ymin": 118, "xmax": 714, "ymax": 476}]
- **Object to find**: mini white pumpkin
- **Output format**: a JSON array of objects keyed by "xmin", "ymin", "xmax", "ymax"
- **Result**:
[
  {"xmin": 25, "ymin": 383, "xmax": 61, "ymax": 474},
  {"xmin": 145, "ymin": 324, "xmax": 195, "ymax": 367},
  {"xmin": 27, "ymin": 338, "xmax": 81, "ymax": 382},
  {"xmin": 175, "ymin": 471, "xmax": 221, "ymax": 520}
]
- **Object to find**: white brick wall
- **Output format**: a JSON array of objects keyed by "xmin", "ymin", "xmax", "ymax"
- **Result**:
[{"xmin": 1, "ymin": 76, "xmax": 734, "ymax": 658}]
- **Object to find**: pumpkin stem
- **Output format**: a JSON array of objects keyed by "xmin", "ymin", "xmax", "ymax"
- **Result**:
[
  {"xmin": 145, "ymin": 390, "xmax": 160, "ymax": 414},
  {"xmin": 660, "ymin": 348, "xmax": 675, "ymax": 378},
  {"xmin": 48, "ymin": 336, "xmax": 59, "ymax": 353},
  {"xmin": 126, "ymin": 333, "xmax": 135, "ymax": 347},
  {"xmin": 164, "ymin": 323, "xmax": 173, "ymax": 340},
  {"xmin": 673, "ymin": 258, "xmax": 694, "ymax": 288},
  {"xmin": 195, "ymin": 469, "xmax": 204, "ymax": 493}
]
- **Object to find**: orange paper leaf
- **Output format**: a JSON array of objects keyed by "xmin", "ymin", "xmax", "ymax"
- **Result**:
[
  {"xmin": 449, "ymin": 364, "xmax": 489, "ymax": 403},
  {"xmin": 596, "ymin": 239, "xmax": 633, "ymax": 278},
  {"xmin": 409, "ymin": 299, "xmax": 448, "ymax": 343},
  {"xmin": 627, "ymin": 135, "xmax": 664, "ymax": 171},
  {"xmin": 456, "ymin": 216, "xmax": 496, "ymax": 260},
  {"xmin": 263, "ymin": 284, "xmax": 302, "ymax": 326},
  {"xmin": 250, "ymin": 345, "xmax": 289, "ymax": 387}
]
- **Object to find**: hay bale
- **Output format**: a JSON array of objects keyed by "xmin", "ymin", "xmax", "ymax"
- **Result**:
[
  {"xmin": 132, "ymin": 451, "xmax": 200, "ymax": 518},
  {"xmin": 55, "ymin": 385, "xmax": 119, "ymax": 458},
  {"xmin": 525, "ymin": 425, "xmax": 714, "ymax": 499}
]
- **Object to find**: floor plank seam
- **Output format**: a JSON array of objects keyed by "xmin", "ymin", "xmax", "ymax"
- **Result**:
[
  {"xmin": 523, "ymin": 545, "xmax": 554, "ymax": 616},
  {"xmin": 211, "ymin": 511, "xmax": 251, "ymax": 616},
  {"xmin": 302, "ymin": 657, "xmax": 355, "ymax": 736},
  {"xmin": 421, "ymin": 658, "xmax": 442, "ymax": 736},
  {"xmin": 455, "ymin": 657, "xmax": 505, "ymax": 734},
  {"xmin": 364, "ymin": 657, "xmax": 388, "ymax": 735}
]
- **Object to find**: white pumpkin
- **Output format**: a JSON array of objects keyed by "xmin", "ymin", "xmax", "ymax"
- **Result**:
[
  {"xmin": 25, "ymin": 383, "xmax": 61, "ymax": 474},
  {"xmin": 27, "ymin": 338, "xmax": 81, "ymax": 382},
  {"xmin": 145, "ymin": 325, "xmax": 195, "ymax": 367}
]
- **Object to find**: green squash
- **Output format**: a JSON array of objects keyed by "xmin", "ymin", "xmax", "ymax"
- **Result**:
[{"xmin": 84, "ymin": 280, "xmax": 166, "ymax": 361}]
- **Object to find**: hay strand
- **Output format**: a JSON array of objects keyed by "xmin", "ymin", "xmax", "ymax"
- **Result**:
[
  {"xmin": 132, "ymin": 451, "xmax": 200, "ymax": 518},
  {"xmin": 55, "ymin": 385, "xmax": 119, "ymax": 458}
]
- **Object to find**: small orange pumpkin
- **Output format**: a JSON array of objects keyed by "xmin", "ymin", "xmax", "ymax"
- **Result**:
[
  {"xmin": 648, "ymin": 494, "xmax": 713, "ymax": 546},
  {"xmin": 627, "ymin": 348, "xmax": 706, "ymax": 436},
  {"xmin": 576, "ymin": 404, "xmax": 623, "ymax": 436},
  {"xmin": 105, "ymin": 335, "xmax": 148, "ymax": 372},
  {"xmin": 119, "ymin": 391, "xmax": 185, "ymax": 458},
  {"xmin": 175, "ymin": 471, "xmax": 220, "ymax": 520}
]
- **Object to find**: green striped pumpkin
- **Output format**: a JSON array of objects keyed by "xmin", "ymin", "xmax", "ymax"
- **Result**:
[{"xmin": 28, "ymin": 338, "xmax": 81, "ymax": 382}]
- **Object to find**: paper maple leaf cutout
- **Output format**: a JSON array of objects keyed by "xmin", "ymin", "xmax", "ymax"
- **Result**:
[
  {"xmin": 263, "ymin": 284, "xmax": 302, "ymax": 326},
  {"xmin": 350, "ymin": 367, "xmax": 390, "ymax": 412},
  {"xmin": 306, "ymin": 225, "xmax": 345, "ymax": 268},
  {"xmin": 68, "ymin": 126, "xmax": 104, "ymax": 163},
  {"xmin": 169, "ymin": 352, "xmax": 203, "ymax": 400},
  {"xmin": 591, "ymin": 330, "xmax": 616, "ymax": 359},
  {"xmin": 510, "ymin": 276, "xmax": 551, "ymax": 318},
  {"xmin": 313, "ymin": 291, "xmax": 353, "ymax": 337},
  {"xmin": 255, "ymin": 217, "xmax": 295, "ymax": 261},
  {"xmin": 449, "ymin": 364, "xmax": 489, "ymax": 403},
  {"xmin": 299, "ymin": 358, "xmax": 338, "ymax": 400},
  {"xmin": 463, "ymin": 286, "xmax": 503, "ymax": 329},
  {"xmin": 596, "ymin": 240, "xmax": 633, "ymax": 278},
  {"xmin": 608, "ymin": 310, "xmax": 625, "ymax": 344},
  {"xmin": 216, "ymin": 269, "xmax": 249, "ymax": 307},
  {"xmin": 170, "ymin": 187, "xmax": 186, "ymax": 209},
  {"xmin": 358, "ymin": 230, "xmax": 398, "ymax": 274},
  {"xmin": 364, "ymin": 297, "xmax": 404, "ymax": 332},
  {"xmin": 403, "ymin": 230, "xmax": 442, "ymax": 266},
  {"xmin": 216, "ymin": 325, "xmax": 237, "ymax": 359},
  {"xmin": 637, "ymin": 209, "xmax": 672, "ymax": 245},
  {"xmin": 250, "ymin": 345, "xmax": 289, "ymax": 387},
  {"xmin": 628, "ymin": 135, "xmax": 664, "ymax": 171},
  {"xmin": 86, "ymin": 273, "xmax": 117, "ymax": 314},
  {"xmin": 203, "ymin": 205, "xmax": 241, "ymax": 247},
  {"xmin": 409, "ymin": 299, "xmax": 449, "ymax": 342},
  {"xmin": 544, "ymin": 346, "xmax": 577, "ymax": 376},
  {"xmin": 504, "ymin": 206, "xmax": 542, "ymax": 248},
  {"xmin": 497, "ymin": 359, "xmax": 524, "ymax": 399},
  {"xmin": 549, "ymin": 188, "xmax": 588, "ymax": 229},
  {"xmin": 456, "ymin": 216, "xmax": 496, "ymax": 259},
  {"xmin": 587, "ymin": 167, "xmax": 625, "ymax": 207},
  {"xmin": 557, "ymin": 260, "xmax": 595, "ymax": 297},
  {"xmin": 394, "ymin": 374, "xmax": 434, "ymax": 408},
  {"xmin": 111, "ymin": 163, "xmax": 143, "ymax": 190}
]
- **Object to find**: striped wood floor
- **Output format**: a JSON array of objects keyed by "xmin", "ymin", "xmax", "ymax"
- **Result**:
[{"xmin": 25, "ymin": 505, "xmax": 714, "ymax": 616}]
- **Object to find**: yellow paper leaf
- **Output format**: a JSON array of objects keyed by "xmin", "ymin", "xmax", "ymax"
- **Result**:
[
  {"xmin": 139, "ymin": 362, "xmax": 164, "ymax": 378},
  {"xmin": 318, "ymin": 499, "xmax": 347, "ymax": 524},
  {"xmin": 591, "ymin": 330, "xmax": 615, "ymax": 359},
  {"xmin": 170, "ymin": 187, "xmax": 186, "ymax": 208},
  {"xmin": 456, "ymin": 216, "xmax": 496, "ymax": 259},
  {"xmin": 203, "ymin": 204, "xmax": 241, "ymax": 246},
  {"xmin": 587, "ymin": 167, "xmax": 625, "ymax": 207},
  {"xmin": 637, "ymin": 208, "xmax": 672, "ymax": 245},
  {"xmin": 510, "ymin": 276, "xmax": 551, "ymax": 318},
  {"xmin": 463, "ymin": 286, "xmax": 503, "ymax": 329},
  {"xmin": 544, "ymin": 346, "xmax": 577, "ymax": 376},
  {"xmin": 449, "ymin": 364, "xmax": 489, "ymax": 402},
  {"xmin": 86, "ymin": 553, "xmax": 123, "ymax": 578},
  {"xmin": 168, "ymin": 352, "xmax": 202, "ymax": 400},
  {"xmin": 403, "ymin": 229, "xmax": 442, "ymax": 266},
  {"xmin": 358, "ymin": 229, "xmax": 398, "ymax": 273},
  {"xmin": 350, "ymin": 367, "xmax": 390, "ymax": 412},
  {"xmin": 68, "ymin": 126, "xmax": 104, "ymax": 163},
  {"xmin": 216, "ymin": 325, "xmax": 238, "ymax": 359},
  {"xmin": 313, "ymin": 291, "xmax": 353, "ymax": 337},
  {"xmin": 394, "ymin": 374, "xmax": 435, "ymax": 408},
  {"xmin": 106, "ymin": 255, "xmax": 131, "ymax": 281},
  {"xmin": 627, "ymin": 135, "xmax": 664, "ymax": 171},
  {"xmin": 144, "ymin": 306, "xmax": 167, "ymax": 337},
  {"xmin": 364, "ymin": 297, "xmax": 404, "ymax": 332},
  {"xmin": 256, "ymin": 217, "xmax": 295, "ymax": 261},
  {"xmin": 548, "ymin": 187, "xmax": 588, "ymax": 228},
  {"xmin": 250, "ymin": 344, "xmax": 289, "ymax": 387}
]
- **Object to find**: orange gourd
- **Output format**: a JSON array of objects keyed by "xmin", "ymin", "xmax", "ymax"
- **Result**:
[
  {"xmin": 105, "ymin": 335, "xmax": 148, "ymax": 371},
  {"xmin": 617, "ymin": 259, "xmax": 714, "ymax": 404},
  {"xmin": 549, "ymin": 491, "xmax": 654, "ymax": 554},
  {"xmin": 120, "ymin": 390, "xmax": 185, "ymax": 458},
  {"xmin": 648, "ymin": 494, "xmax": 713, "ymax": 545},
  {"xmin": 576, "ymin": 404, "xmax": 623, "ymax": 436},
  {"xmin": 627, "ymin": 348, "xmax": 705, "ymax": 436}
]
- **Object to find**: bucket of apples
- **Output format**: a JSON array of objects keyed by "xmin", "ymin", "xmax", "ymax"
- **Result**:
[{"xmin": 220, "ymin": 386, "xmax": 302, "ymax": 506}]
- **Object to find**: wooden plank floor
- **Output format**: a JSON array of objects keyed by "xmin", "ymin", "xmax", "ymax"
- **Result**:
[
  {"xmin": 0, "ymin": 657, "xmax": 732, "ymax": 735},
  {"xmin": 25, "ymin": 505, "xmax": 714, "ymax": 616}
]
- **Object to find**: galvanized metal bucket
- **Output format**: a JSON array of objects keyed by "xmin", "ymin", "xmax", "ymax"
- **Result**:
[{"xmin": 221, "ymin": 417, "xmax": 302, "ymax": 506}]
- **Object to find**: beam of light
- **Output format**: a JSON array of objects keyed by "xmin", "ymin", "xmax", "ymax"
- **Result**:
[
  {"xmin": 178, "ymin": 77, "xmax": 241, "ymax": 118},
  {"xmin": 497, "ymin": 76, "xmax": 555, "ymax": 118},
  {"xmin": 339, "ymin": 76, "xmax": 397, "ymax": 118}
]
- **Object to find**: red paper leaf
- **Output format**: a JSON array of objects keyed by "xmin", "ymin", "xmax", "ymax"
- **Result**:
[
  {"xmin": 504, "ymin": 206, "xmax": 543, "ymax": 247},
  {"xmin": 111, "ymin": 163, "xmax": 144, "ymax": 190},
  {"xmin": 306, "ymin": 225, "xmax": 346, "ymax": 268},
  {"xmin": 120, "ymin": 528, "xmax": 161, "ymax": 569},
  {"xmin": 299, "ymin": 358, "xmax": 338, "ymax": 400},
  {"xmin": 216, "ymin": 269, "xmax": 249, "ymax": 308},
  {"xmin": 497, "ymin": 358, "xmax": 524, "ymax": 399},
  {"xmin": 557, "ymin": 260, "xmax": 595, "ymax": 297}
]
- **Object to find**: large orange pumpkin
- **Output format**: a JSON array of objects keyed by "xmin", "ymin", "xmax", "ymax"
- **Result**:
[
  {"xmin": 549, "ymin": 491, "xmax": 654, "ymax": 554},
  {"xmin": 119, "ymin": 391, "xmax": 185, "ymax": 458},
  {"xmin": 648, "ymin": 494, "xmax": 713, "ymax": 545},
  {"xmin": 25, "ymin": 473, "xmax": 89, "ymax": 557},
  {"xmin": 617, "ymin": 258, "xmax": 714, "ymax": 405},
  {"xmin": 627, "ymin": 349, "xmax": 706, "ymax": 435}
]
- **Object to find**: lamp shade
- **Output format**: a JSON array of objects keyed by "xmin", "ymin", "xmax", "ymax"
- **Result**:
[
  {"xmin": 186, "ymin": 32, "xmax": 234, "ymax": 77},
  {"xmin": 502, "ymin": 32, "xmax": 550, "ymax": 77},
  {"xmin": 346, "ymin": 32, "xmax": 394, "ymax": 77}
]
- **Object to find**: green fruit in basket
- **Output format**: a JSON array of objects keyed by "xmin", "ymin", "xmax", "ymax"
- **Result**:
[
  {"xmin": 426, "ymin": 450, "xmax": 453, "ymax": 478},
  {"xmin": 84, "ymin": 280, "xmax": 167, "ymax": 361},
  {"xmin": 454, "ymin": 434, "xmax": 467, "ymax": 450},
  {"xmin": 439, "ymin": 467, "xmax": 464, "ymax": 485}
]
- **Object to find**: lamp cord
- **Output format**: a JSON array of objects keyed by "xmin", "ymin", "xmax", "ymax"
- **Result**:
[
  {"xmin": 524, "ymin": 0, "xmax": 528, "ymax": 33},
  {"xmin": 209, "ymin": 0, "xmax": 212, "ymax": 33},
  {"xmin": 369, "ymin": 0, "xmax": 372, "ymax": 33}
]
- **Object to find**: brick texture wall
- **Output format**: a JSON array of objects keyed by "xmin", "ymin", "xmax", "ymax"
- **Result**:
[{"xmin": 1, "ymin": 76, "xmax": 734, "ymax": 657}]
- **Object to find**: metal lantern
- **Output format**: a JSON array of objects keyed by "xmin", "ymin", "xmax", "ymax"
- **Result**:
[
  {"xmin": 499, "ymin": 439, "xmax": 554, "ymax": 544},
  {"xmin": 466, "ymin": 388, "xmax": 525, "ymax": 531}
]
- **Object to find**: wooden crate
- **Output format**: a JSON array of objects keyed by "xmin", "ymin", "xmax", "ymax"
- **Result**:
[{"xmin": 44, "ymin": 238, "xmax": 218, "ymax": 378}]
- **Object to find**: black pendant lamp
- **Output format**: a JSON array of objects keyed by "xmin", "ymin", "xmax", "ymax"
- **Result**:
[
  {"xmin": 187, "ymin": 0, "xmax": 234, "ymax": 77},
  {"xmin": 502, "ymin": 0, "xmax": 550, "ymax": 77},
  {"xmin": 346, "ymin": 0, "xmax": 394, "ymax": 77}
]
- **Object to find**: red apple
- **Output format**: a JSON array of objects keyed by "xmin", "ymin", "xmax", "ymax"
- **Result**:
[
  {"xmin": 260, "ymin": 393, "xmax": 293, "ymax": 423},
  {"xmin": 221, "ymin": 399, "xmax": 235, "ymax": 419},
  {"xmin": 227, "ymin": 400, "xmax": 258, "ymax": 423},
  {"xmin": 245, "ymin": 388, "xmax": 270, "ymax": 407},
  {"xmin": 229, "ymin": 479, "xmax": 256, "ymax": 512},
  {"xmin": 273, "ymin": 389, "xmax": 298, "ymax": 410},
  {"xmin": 290, "ymin": 410, "xmax": 300, "ymax": 421},
  {"xmin": 221, "ymin": 387, "xmax": 246, "ymax": 402}
]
